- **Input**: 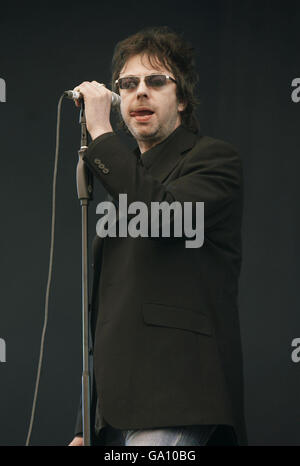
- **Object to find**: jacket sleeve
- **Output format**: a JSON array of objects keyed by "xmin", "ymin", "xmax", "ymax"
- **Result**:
[{"xmin": 82, "ymin": 132, "xmax": 242, "ymax": 238}]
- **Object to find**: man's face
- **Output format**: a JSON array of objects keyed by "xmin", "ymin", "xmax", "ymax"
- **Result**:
[{"xmin": 118, "ymin": 54, "xmax": 185, "ymax": 153}]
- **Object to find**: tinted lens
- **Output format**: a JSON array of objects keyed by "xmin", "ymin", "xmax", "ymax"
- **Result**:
[
  {"xmin": 119, "ymin": 77, "xmax": 140, "ymax": 89},
  {"xmin": 146, "ymin": 75, "xmax": 167, "ymax": 87}
]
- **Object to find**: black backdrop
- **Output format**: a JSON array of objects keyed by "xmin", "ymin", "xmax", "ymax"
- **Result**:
[{"xmin": 0, "ymin": 0, "xmax": 299, "ymax": 446}]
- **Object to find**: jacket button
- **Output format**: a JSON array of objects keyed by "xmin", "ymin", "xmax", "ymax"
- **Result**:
[
  {"xmin": 99, "ymin": 163, "xmax": 105, "ymax": 169},
  {"xmin": 103, "ymin": 168, "xmax": 109, "ymax": 174},
  {"xmin": 94, "ymin": 158, "xmax": 101, "ymax": 165}
]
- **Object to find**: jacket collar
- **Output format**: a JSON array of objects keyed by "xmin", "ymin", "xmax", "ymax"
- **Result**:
[{"xmin": 134, "ymin": 125, "xmax": 200, "ymax": 182}]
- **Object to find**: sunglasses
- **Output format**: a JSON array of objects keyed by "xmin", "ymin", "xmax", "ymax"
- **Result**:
[{"xmin": 115, "ymin": 74, "xmax": 177, "ymax": 90}]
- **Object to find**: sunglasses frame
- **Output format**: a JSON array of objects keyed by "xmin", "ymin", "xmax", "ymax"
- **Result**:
[{"xmin": 115, "ymin": 74, "xmax": 177, "ymax": 90}]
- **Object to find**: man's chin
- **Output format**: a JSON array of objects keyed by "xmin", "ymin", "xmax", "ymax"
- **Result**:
[{"xmin": 130, "ymin": 124, "xmax": 160, "ymax": 141}]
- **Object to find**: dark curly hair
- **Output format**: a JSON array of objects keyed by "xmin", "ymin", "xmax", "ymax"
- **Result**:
[{"xmin": 111, "ymin": 26, "xmax": 200, "ymax": 134}]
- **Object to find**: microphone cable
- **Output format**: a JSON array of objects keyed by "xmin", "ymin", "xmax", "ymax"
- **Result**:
[
  {"xmin": 25, "ymin": 94, "xmax": 65, "ymax": 446},
  {"xmin": 25, "ymin": 88, "xmax": 119, "ymax": 445}
]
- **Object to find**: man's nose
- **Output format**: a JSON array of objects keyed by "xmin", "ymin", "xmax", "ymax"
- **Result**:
[{"xmin": 136, "ymin": 78, "xmax": 149, "ymax": 97}]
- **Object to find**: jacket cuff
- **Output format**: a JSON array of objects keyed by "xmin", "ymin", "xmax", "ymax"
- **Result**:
[{"xmin": 88, "ymin": 131, "xmax": 115, "ymax": 151}]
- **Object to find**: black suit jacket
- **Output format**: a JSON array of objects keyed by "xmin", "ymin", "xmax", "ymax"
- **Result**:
[{"xmin": 74, "ymin": 124, "xmax": 248, "ymax": 446}]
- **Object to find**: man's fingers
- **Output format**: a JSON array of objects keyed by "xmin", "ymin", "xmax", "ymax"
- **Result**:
[
  {"xmin": 91, "ymin": 80, "xmax": 106, "ymax": 88},
  {"xmin": 72, "ymin": 82, "xmax": 108, "ymax": 107},
  {"xmin": 70, "ymin": 80, "xmax": 113, "ymax": 138},
  {"xmin": 73, "ymin": 81, "xmax": 106, "ymax": 95}
]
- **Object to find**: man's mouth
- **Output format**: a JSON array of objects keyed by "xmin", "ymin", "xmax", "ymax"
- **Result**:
[{"xmin": 129, "ymin": 108, "xmax": 154, "ymax": 122}]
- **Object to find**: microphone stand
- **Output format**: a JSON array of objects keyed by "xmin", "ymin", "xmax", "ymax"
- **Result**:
[{"xmin": 76, "ymin": 101, "xmax": 93, "ymax": 446}]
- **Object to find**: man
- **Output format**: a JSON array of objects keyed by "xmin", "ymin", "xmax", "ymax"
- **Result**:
[{"xmin": 69, "ymin": 26, "xmax": 248, "ymax": 446}]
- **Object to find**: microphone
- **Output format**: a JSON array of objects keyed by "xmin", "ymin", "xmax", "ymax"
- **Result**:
[{"xmin": 64, "ymin": 89, "xmax": 121, "ymax": 107}]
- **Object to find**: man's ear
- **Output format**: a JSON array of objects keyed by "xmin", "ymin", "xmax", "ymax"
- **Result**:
[{"xmin": 178, "ymin": 100, "xmax": 187, "ymax": 112}]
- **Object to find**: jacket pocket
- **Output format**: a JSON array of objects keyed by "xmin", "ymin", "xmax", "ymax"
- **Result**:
[{"xmin": 142, "ymin": 302, "xmax": 212, "ymax": 336}]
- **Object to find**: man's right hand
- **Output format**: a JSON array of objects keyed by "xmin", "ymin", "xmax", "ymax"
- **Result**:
[{"xmin": 68, "ymin": 436, "xmax": 84, "ymax": 446}]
